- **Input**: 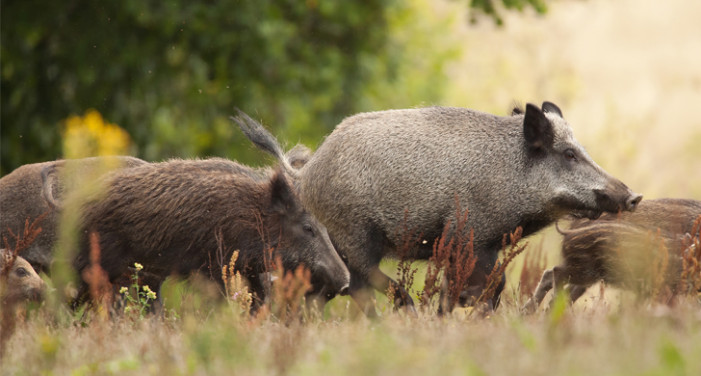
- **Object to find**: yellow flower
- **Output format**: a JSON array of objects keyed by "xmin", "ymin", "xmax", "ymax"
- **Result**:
[
  {"xmin": 62, "ymin": 109, "xmax": 132, "ymax": 159},
  {"xmin": 119, "ymin": 287, "xmax": 128, "ymax": 294},
  {"xmin": 142, "ymin": 285, "xmax": 157, "ymax": 300},
  {"xmin": 134, "ymin": 262, "xmax": 143, "ymax": 271}
]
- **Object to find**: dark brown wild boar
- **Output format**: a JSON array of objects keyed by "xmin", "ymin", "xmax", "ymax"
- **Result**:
[
  {"xmin": 70, "ymin": 158, "xmax": 350, "ymax": 309},
  {"xmin": 523, "ymin": 198, "xmax": 701, "ymax": 313},
  {"xmin": 0, "ymin": 156, "xmax": 147, "ymax": 274}
]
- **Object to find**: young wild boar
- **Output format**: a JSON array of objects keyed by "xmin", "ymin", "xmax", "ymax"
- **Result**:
[
  {"xmin": 591, "ymin": 198, "xmax": 701, "ymax": 235},
  {"xmin": 1, "ymin": 249, "xmax": 46, "ymax": 305},
  {"xmin": 522, "ymin": 198, "xmax": 701, "ymax": 313},
  {"xmin": 70, "ymin": 158, "xmax": 350, "ymax": 308},
  {"xmin": 233, "ymin": 103, "xmax": 642, "ymax": 315},
  {"xmin": 0, "ymin": 156, "xmax": 147, "ymax": 274}
]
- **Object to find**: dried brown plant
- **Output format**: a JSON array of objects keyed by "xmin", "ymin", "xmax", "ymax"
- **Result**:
[
  {"xmin": 419, "ymin": 201, "xmax": 477, "ymax": 314},
  {"xmin": 390, "ymin": 212, "xmax": 421, "ymax": 311},
  {"xmin": 222, "ymin": 250, "xmax": 253, "ymax": 314},
  {"xmin": 1, "ymin": 212, "xmax": 47, "ymax": 263},
  {"xmin": 267, "ymin": 257, "xmax": 312, "ymax": 322},
  {"xmin": 80, "ymin": 232, "xmax": 113, "ymax": 318},
  {"xmin": 1, "ymin": 213, "xmax": 46, "ymax": 357},
  {"xmin": 518, "ymin": 237, "xmax": 547, "ymax": 299},
  {"xmin": 677, "ymin": 215, "xmax": 701, "ymax": 295},
  {"xmin": 476, "ymin": 227, "xmax": 527, "ymax": 307}
]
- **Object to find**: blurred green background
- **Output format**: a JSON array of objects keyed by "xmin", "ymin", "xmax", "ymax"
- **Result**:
[
  {"xmin": 2, "ymin": 0, "xmax": 699, "ymax": 198},
  {"xmin": 1, "ymin": 0, "xmax": 545, "ymax": 175}
]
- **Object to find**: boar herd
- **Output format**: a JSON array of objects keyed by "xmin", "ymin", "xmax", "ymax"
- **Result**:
[{"xmin": 1, "ymin": 102, "xmax": 699, "ymax": 315}]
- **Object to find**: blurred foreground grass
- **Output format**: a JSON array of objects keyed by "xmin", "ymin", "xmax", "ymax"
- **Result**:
[{"xmin": 3, "ymin": 288, "xmax": 700, "ymax": 375}]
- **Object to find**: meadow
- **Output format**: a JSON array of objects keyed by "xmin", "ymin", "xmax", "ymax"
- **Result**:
[
  {"xmin": 2, "ymin": 249, "xmax": 700, "ymax": 375},
  {"xmin": 2, "ymin": 0, "xmax": 701, "ymax": 375}
]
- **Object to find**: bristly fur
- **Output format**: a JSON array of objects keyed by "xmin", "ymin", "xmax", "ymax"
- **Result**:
[
  {"xmin": 0, "ymin": 156, "xmax": 147, "ymax": 274},
  {"xmin": 523, "ymin": 198, "xmax": 701, "ymax": 313},
  {"xmin": 71, "ymin": 157, "xmax": 349, "ymax": 308},
  {"xmin": 234, "ymin": 103, "xmax": 641, "ymax": 315}
]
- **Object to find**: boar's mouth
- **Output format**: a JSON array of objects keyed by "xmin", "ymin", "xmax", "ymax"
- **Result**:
[
  {"xmin": 305, "ymin": 283, "xmax": 336, "ymax": 303},
  {"xmin": 552, "ymin": 195, "xmax": 605, "ymax": 220},
  {"xmin": 593, "ymin": 187, "xmax": 643, "ymax": 214},
  {"xmin": 570, "ymin": 209, "xmax": 603, "ymax": 220}
]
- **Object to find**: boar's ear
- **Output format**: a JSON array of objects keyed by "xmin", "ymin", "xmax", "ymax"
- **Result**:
[
  {"xmin": 541, "ymin": 101, "xmax": 563, "ymax": 118},
  {"xmin": 523, "ymin": 103, "xmax": 555, "ymax": 151},
  {"xmin": 270, "ymin": 171, "xmax": 297, "ymax": 212},
  {"xmin": 510, "ymin": 101, "xmax": 524, "ymax": 116}
]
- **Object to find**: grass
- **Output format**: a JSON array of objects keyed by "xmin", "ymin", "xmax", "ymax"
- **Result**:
[
  {"xmin": 2, "ymin": 287, "xmax": 700, "ymax": 375},
  {"xmin": 2, "ymin": 222, "xmax": 700, "ymax": 375}
]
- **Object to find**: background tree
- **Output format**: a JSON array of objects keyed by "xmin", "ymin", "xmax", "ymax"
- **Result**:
[{"xmin": 1, "ymin": 0, "xmax": 546, "ymax": 174}]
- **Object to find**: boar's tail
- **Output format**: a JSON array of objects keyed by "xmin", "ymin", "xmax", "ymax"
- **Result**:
[
  {"xmin": 230, "ymin": 109, "xmax": 299, "ymax": 179},
  {"xmin": 554, "ymin": 220, "xmax": 577, "ymax": 236},
  {"xmin": 41, "ymin": 164, "xmax": 62, "ymax": 210}
]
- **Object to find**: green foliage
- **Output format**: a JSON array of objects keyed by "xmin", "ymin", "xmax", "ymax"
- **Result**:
[
  {"xmin": 469, "ymin": 0, "xmax": 548, "ymax": 25},
  {"xmin": 656, "ymin": 339, "xmax": 686, "ymax": 376},
  {"xmin": 2, "ymin": 0, "xmax": 548, "ymax": 174},
  {"xmin": 1, "ymin": 1, "xmax": 397, "ymax": 173}
]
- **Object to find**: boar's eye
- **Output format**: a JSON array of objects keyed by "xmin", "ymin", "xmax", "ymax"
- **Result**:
[
  {"xmin": 564, "ymin": 149, "xmax": 577, "ymax": 162},
  {"xmin": 14, "ymin": 267, "xmax": 29, "ymax": 278},
  {"xmin": 303, "ymin": 223, "xmax": 315, "ymax": 237}
]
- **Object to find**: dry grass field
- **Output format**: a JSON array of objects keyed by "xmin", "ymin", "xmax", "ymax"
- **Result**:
[{"xmin": 2, "ymin": 0, "xmax": 700, "ymax": 375}]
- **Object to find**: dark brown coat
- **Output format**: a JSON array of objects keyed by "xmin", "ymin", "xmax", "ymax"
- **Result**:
[
  {"xmin": 0, "ymin": 156, "xmax": 147, "ymax": 273},
  {"xmin": 71, "ymin": 158, "xmax": 349, "ymax": 306}
]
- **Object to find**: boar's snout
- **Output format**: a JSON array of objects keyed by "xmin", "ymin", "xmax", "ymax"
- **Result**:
[
  {"xmin": 323, "ymin": 272, "xmax": 350, "ymax": 298},
  {"xmin": 594, "ymin": 181, "xmax": 643, "ymax": 215},
  {"xmin": 27, "ymin": 285, "xmax": 45, "ymax": 302}
]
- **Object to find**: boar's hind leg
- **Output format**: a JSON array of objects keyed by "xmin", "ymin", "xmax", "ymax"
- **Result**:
[
  {"xmin": 523, "ymin": 265, "xmax": 574, "ymax": 314},
  {"xmin": 567, "ymin": 284, "xmax": 588, "ymax": 304},
  {"xmin": 368, "ymin": 268, "xmax": 417, "ymax": 315},
  {"xmin": 522, "ymin": 267, "xmax": 555, "ymax": 314},
  {"xmin": 334, "ymin": 228, "xmax": 416, "ymax": 317},
  {"xmin": 547, "ymin": 265, "xmax": 574, "ymax": 309},
  {"xmin": 348, "ymin": 266, "xmax": 416, "ymax": 317}
]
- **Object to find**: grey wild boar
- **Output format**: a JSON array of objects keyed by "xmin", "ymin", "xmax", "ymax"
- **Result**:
[
  {"xmin": 0, "ymin": 156, "xmax": 147, "ymax": 274},
  {"xmin": 233, "ymin": 103, "xmax": 642, "ymax": 314},
  {"xmin": 70, "ymin": 158, "xmax": 350, "ymax": 308},
  {"xmin": 1, "ymin": 249, "xmax": 46, "ymax": 305},
  {"xmin": 523, "ymin": 198, "xmax": 701, "ymax": 312}
]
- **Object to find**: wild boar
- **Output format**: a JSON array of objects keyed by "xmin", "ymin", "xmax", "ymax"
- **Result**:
[
  {"xmin": 523, "ymin": 198, "xmax": 701, "ymax": 312},
  {"xmin": 70, "ymin": 158, "xmax": 350, "ymax": 308},
  {"xmin": 0, "ymin": 156, "xmax": 147, "ymax": 273},
  {"xmin": 233, "ymin": 103, "xmax": 642, "ymax": 314},
  {"xmin": 1, "ymin": 249, "xmax": 46, "ymax": 305},
  {"xmin": 589, "ymin": 198, "xmax": 701, "ymax": 235}
]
